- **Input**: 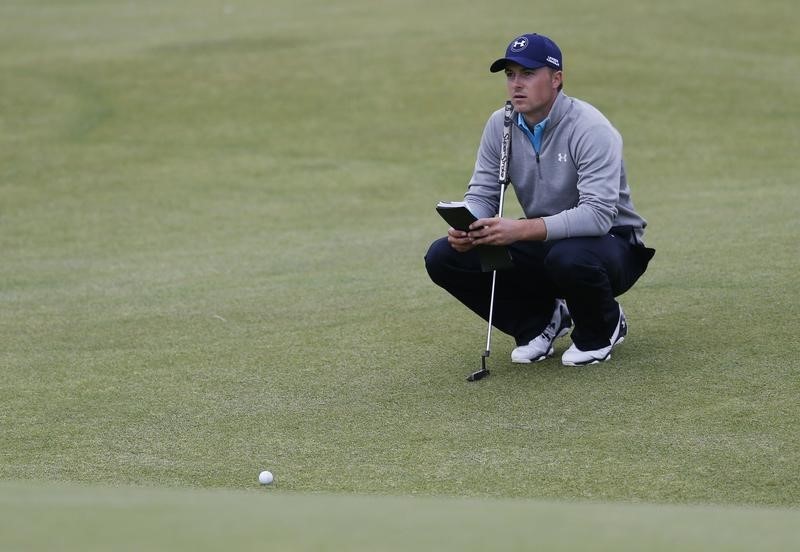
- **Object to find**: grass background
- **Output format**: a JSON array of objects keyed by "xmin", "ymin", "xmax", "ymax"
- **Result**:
[
  {"xmin": 1, "ymin": 0, "xmax": 799, "ymax": 548},
  {"xmin": 3, "ymin": 481, "xmax": 800, "ymax": 552}
]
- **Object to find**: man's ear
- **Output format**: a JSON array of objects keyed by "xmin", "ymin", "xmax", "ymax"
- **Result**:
[{"xmin": 552, "ymin": 70, "xmax": 563, "ymax": 90}]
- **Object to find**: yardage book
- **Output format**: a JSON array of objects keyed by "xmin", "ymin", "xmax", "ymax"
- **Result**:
[{"xmin": 435, "ymin": 201, "xmax": 513, "ymax": 272}]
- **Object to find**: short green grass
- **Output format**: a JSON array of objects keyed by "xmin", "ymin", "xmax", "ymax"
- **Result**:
[
  {"xmin": 2, "ymin": 481, "xmax": 799, "ymax": 552},
  {"xmin": 1, "ymin": 0, "xmax": 799, "ymax": 547}
]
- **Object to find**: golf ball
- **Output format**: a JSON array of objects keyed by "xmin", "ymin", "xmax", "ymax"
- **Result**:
[{"xmin": 258, "ymin": 470, "xmax": 274, "ymax": 485}]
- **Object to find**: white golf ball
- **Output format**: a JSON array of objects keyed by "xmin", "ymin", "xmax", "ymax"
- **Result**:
[{"xmin": 258, "ymin": 470, "xmax": 274, "ymax": 485}]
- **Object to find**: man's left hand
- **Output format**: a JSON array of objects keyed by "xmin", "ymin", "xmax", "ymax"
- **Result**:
[{"xmin": 468, "ymin": 217, "xmax": 547, "ymax": 245}]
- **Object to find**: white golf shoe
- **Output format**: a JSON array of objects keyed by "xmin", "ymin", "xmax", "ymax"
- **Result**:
[
  {"xmin": 561, "ymin": 306, "xmax": 627, "ymax": 366},
  {"xmin": 511, "ymin": 299, "xmax": 572, "ymax": 363}
]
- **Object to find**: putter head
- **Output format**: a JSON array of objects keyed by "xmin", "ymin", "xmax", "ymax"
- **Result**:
[
  {"xmin": 466, "ymin": 353, "xmax": 490, "ymax": 381},
  {"xmin": 466, "ymin": 368, "xmax": 489, "ymax": 382}
]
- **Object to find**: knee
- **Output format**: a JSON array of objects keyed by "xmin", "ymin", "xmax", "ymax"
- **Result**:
[{"xmin": 424, "ymin": 237, "xmax": 453, "ymax": 284}]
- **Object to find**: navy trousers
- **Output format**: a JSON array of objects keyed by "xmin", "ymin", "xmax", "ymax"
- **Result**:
[{"xmin": 424, "ymin": 229, "xmax": 654, "ymax": 350}]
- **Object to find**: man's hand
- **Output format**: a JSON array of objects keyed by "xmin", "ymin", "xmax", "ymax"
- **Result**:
[
  {"xmin": 448, "ymin": 218, "xmax": 547, "ymax": 251},
  {"xmin": 469, "ymin": 217, "xmax": 547, "ymax": 246},
  {"xmin": 447, "ymin": 227, "xmax": 476, "ymax": 252},
  {"xmin": 466, "ymin": 217, "xmax": 521, "ymax": 246}
]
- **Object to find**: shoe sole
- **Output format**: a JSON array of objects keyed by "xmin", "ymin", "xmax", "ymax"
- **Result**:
[
  {"xmin": 512, "ymin": 347, "xmax": 554, "ymax": 364},
  {"xmin": 562, "ymin": 353, "xmax": 611, "ymax": 367},
  {"xmin": 562, "ymin": 337, "xmax": 624, "ymax": 367}
]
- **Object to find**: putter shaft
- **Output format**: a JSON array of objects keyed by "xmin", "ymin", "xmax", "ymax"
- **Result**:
[{"xmin": 467, "ymin": 100, "xmax": 512, "ymax": 382}]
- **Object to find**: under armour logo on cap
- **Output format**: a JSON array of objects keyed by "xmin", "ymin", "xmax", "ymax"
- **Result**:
[
  {"xmin": 490, "ymin": 33, "xmax": 563, "ymax": 73},
  {"xmin": 511, "ymin": 37, "xmax": 528, "ymax": 52}
]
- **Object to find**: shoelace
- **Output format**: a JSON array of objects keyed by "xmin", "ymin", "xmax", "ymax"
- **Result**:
[{"xmin": 541, "ymin": 320, "xmax": 557, "ymax": 341}]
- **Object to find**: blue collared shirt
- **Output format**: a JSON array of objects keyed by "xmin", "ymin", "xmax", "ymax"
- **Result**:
[{"xmin": 517, "ymin": 113, "xmax": 549, "ymax": 154}]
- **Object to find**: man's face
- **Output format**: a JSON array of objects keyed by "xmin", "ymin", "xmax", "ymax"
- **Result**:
[{"xmin": 504, "ymin": 62, "xmax": 562, "ymax": 122}]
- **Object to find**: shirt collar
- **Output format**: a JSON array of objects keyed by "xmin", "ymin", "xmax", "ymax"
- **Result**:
[{"xmin": 517, "ymin": 113, "xmax": 549, "ymax": 134}]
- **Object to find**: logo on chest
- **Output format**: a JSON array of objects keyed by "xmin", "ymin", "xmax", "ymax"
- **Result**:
[{"xmin": 557, "ymin": 153, "xmax": 568, "ymax": 163}]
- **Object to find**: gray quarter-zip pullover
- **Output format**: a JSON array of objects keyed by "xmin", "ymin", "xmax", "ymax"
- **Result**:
[{"xmin": 464, "ymin": 91, "xmax": 648, "ymax": 244}]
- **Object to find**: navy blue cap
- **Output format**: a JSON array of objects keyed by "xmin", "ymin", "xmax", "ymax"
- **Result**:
[{"xmin": 490, "ymin": 33, "xmax": 562, "ymax": 72}]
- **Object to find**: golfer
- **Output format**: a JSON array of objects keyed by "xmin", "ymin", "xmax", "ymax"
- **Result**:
[{"xmin": 425, "ymin": 33, "xmax": 655, "ymax": 366}]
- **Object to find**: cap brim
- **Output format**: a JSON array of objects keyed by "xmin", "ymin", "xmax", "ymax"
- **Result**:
[{"xmin": 489, "ymin": 56, "xmax": 548, "ymax": 73}]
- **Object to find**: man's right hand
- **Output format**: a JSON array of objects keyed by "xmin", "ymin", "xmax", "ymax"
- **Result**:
[{"xmin": 447, "ymin": 227, "xmax": 476, "ymax": 253}]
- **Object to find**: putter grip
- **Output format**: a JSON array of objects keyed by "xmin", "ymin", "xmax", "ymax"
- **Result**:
[{"xmin": 498, "ymin": 100, "xmax": 513, "ymax": 186}]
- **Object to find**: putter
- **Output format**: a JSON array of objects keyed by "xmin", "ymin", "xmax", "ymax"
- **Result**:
[{"xmin": 467, "ymin": 100, "xmax": 513, "ymax": 382}]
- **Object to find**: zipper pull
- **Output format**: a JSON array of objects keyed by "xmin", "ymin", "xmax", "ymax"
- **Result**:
[{"xmin": 536, "ymin": 152, "xmax": 540, "ymax": 163}]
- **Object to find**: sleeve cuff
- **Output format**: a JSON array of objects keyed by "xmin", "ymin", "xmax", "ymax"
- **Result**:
[{"xmin": 541, "ymin": 214, "xmax": 568, "ymax": 241}]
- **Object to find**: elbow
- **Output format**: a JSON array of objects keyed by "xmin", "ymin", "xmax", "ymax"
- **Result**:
[{"xmin": 589, "ymin": 203, "xmax": 617, "ymax": 235}]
